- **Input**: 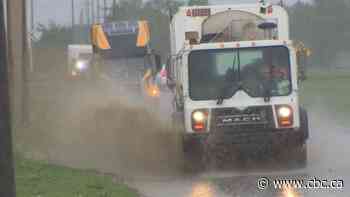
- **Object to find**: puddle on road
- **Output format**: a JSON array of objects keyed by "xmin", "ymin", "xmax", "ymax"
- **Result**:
[
  {"xmin": 16, "ymin": 82, "xmax": 350, "ymax": 197},
  {"xmin": 17, "ymin": 83, "xmax": 184, "ymax": 179}
]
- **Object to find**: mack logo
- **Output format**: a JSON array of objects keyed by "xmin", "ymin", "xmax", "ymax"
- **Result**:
[
  {"xmin": 218, "ymin": 114, "xmax": 263, "ymax": 125},
  {"xmin": 222, "ymin": 116, "xmax": 261, "ymax": 122}
]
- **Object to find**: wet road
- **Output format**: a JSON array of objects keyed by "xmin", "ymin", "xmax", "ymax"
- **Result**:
[
  {"xmin": 128, "ymin": 92, "xmax": 350, "ymax": 197},
  {"xmin": 23, "ymin": 79, "xmax": 350, "ymax": 197}
]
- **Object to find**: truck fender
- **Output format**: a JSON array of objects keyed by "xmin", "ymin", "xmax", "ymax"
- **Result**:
[{"xmin": 299, "ymin": 107, "xmax": 309, "ymax": 140}]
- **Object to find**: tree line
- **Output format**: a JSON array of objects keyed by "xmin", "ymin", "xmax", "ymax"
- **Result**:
[
  {"xmin": 289, "ymin": 0, "xmax": 350, "ymax": 68},
  {"xmin": 34, "ymin": 0, "xmax": 350, "ymax": 70}
]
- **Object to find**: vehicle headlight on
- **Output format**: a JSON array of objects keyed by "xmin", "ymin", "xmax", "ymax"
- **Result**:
[
  {"xmin": 278, "ymin": 106, "xmax": 292, "ymax": 118},
  {"xmin": 147, "ymin": 84, "xmax": 160, "ymax": 97},
  {"xmin": 75, "ymin": 60, "xmax": 87, "ymax": 71},
  {"xmin": 192, "ymin": 109, "xmax": 209, "ymax": 132},
  {"xmin": 193, "ymin": 111, "xmax": 206, "ymax": 122},
  {"xmin": 276, "ymin": 105, "xmax": 294, "ymax": 127}
]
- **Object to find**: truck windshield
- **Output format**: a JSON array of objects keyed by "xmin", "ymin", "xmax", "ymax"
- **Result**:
[{"xmin": 188, "ymin": 46, "xmax": 291, "ymax": 100}]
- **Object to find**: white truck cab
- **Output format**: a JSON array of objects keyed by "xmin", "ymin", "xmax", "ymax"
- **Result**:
[{"xmin": 167, "ymin": 2, "xmax": 309, "ymax": 170}]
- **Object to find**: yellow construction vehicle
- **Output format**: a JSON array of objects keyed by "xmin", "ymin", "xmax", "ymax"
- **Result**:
[
  {"xmin": 90, "ymin": 21, "xmax": 162, "ymax": 102},
  {"xmin": 294, "ymin": 41, "xmax": 312, "ymax": 81}
]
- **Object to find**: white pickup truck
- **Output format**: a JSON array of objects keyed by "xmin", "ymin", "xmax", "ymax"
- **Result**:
[{"xmin": 67, "ymin": 44, "xmax": 93, "ymax": 78}]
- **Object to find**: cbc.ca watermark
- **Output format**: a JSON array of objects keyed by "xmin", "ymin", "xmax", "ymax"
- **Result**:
[{"xmin": 257, "ymin": 177, "xmax": 344, "ymax": 191}]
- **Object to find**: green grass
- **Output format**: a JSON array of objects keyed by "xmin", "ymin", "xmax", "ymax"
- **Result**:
[
  {"xmin": 15, "ymin": 157, "xmax": 138, "ymax": 197},
  {"xmin": 299, "ymin": 69, "xmax": 350, "ymax": 125}
]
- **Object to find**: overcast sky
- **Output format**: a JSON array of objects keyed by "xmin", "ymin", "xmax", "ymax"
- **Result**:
[{"xmin": 30, "ymin": 0, "xmax": 310, "ymax": 28}]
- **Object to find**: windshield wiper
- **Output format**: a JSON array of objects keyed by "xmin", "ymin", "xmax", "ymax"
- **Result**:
[
  {"xmin": 263, "ymin": 64, "xmax": 274, "ymax": 102},
  {"xmin": 217, "ymin": 48, "xmax": 241, "ymax": 105},
  {"xmin": 263, "ymin": 81, "xmax": 272, "ymax": 102},
  {"xmin": 217, "ymin": 83, "xmax": 232, "ymax": 105}
]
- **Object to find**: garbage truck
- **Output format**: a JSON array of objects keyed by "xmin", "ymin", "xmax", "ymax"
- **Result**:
[
  {"xmin": 91, "ymin": 21, "xmax": 162, "ymax": 100},
  {"xmin": 167, "ymin": 1, "xmax": 309, "ymax": 170}
]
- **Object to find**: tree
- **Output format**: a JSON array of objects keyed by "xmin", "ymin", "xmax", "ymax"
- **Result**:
[
  {"xmin": 35, "ymin": 22, "xmax": 74, "ymax": 47},
  {"xmin": 312, "ymin": 0, "xmax": 349, "ymax": 67},
  {"xmin": 289, "ymin": 0, "xmax": 350, "ymax": 68},
  {"xmin": 145, "ymin": 0, "xmax": 183, "ymax": 17},
  {"xmin": 188, "ymin": 0, "xmax": 208, "ymax": 6}
]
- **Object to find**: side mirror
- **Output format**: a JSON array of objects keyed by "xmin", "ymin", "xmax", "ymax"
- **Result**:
[
  {"xmin": 167, "ymin": 78, "xmax": 176, "ymax": 91},
  {"xmin": 298, "ymin": 68, "xmax": 307, "ymax": 83},
  {"xmin": 155, "ymin": 54, "xmax": 162, "ymax": 72}
]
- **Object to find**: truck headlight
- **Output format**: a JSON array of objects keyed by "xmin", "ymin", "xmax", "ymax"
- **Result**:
[
  {"xmin": 276, "ymin": 105, "xmax": 293, "ymax": 127},
  {"xmin": 75, "ymin": 60, "xmax": 87, "ymax": 71},
  {"xmin": 192, "ymin": 109, "xmax": 208, "ymax": 132},
  {"xmin": 193, "ymin": 111, "xmax": 206, "ymax": 122}
]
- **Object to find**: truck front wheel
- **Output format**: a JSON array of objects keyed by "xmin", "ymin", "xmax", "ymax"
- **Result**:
[
  {"xmin": 283, "ymin": 142, "xmax": 307, "ymax": 169},
  {"xmin": 277, "ymin": 107, "xmax": 308, "ymax": 169},
  {"xmin": 182, "ymin": 135, "xmax": 206, "ymax": 173},
  {"xmin": 287, "ymin": 107, "xmax": 309, "ymax": 168}
]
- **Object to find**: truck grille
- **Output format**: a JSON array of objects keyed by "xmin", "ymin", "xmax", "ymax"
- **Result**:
[{"xmin": 211, "ymin": 106, "xmax": 275, "ymax": 133}]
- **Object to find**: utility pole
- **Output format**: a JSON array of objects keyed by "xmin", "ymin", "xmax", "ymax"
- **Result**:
[
  {"xmin": 29, "ymin": 0, "xmax": 35, "ymax": 72},
  {"xmin": 91, "ymin": 0, "xmax": 95, "ymax": 24},
  {"xmin": 8, "ymin": 0, "xmax": 28, "ymax": 128},
  {"xmin": 21, "ymin": 0, "xmax": 30, "ymax": 124},
  {"xmin": 80, "ymin": 8, "xmax": 84, "ymax": 26},
  {"xmin": 104, "ymin": 0, "xmax": 107, "ymax": 22},
  {"xmin": 71, "ymin": 0, "xmax": 75, "ymax": 27},
  {"xmin": 0, "ymin": 0, "xmax": 16, "ymax": 196},
  {"xmin": 30, "ymin": 0, "xmax": 34, "ymax": 30},
  {"xmin": 86, "ymin": 1, "xmax": 91, "ymax": 25},
  {"xmin": 71, "ymin": 0, "xmax": 75, "ymax": 43},
  {"xmin": 97, "ymin": 0, "xmax": 100, "ymax": 23}
]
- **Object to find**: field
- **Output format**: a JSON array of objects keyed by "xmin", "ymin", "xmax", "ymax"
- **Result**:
[
  {"xmin": 300, "ymin": 69, "xmax": 350, "ymax": 125},
  {"xmin": 15, "ymin": 157, "xmax": 138, "ymax": 197}
]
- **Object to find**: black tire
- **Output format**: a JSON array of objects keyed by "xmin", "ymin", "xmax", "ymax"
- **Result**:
[
  {"xmin": 205, "ymin": 142, "xmax": 243, "ymax": 170},
  {"xmin": 182, "ymin": 136, "xmax": 206, "ymax": 173},
  {"xmin": 288, "ymin": 143, "xmax": 308, "ymax": 169},
  {"xmin": 171, "ymin": 112, "xmax": 184, "ymax": 131},
  {"xmin": 289, "ymin": 107, "xmax": 309, "ymax": 169},
  {"xmin": 275, "ymin": 142, "xmax": 307, "ymax": 169},
  {"xmin": 299, "ymin": 107, "xmax": 309, "ymax": 140},
  {"xmin": 276, "ymin": 108, "xmax": 309, "ymax": 169},
  {"xmin": 171, "ymin": 113, "xmax": 206, "ymax": 173},
  {"xmin": 205, "ymin": 143, "xmax": 227, "ymax": 170}
]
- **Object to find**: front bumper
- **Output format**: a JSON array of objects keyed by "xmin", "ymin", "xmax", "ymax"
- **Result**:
[
  {"xmin": 184, "ymin": 128, "xmax": 307, "ymax": 147},
  {"xmin": 209, "ymin": 128, "xmax": 306, "ymax": 145}
]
